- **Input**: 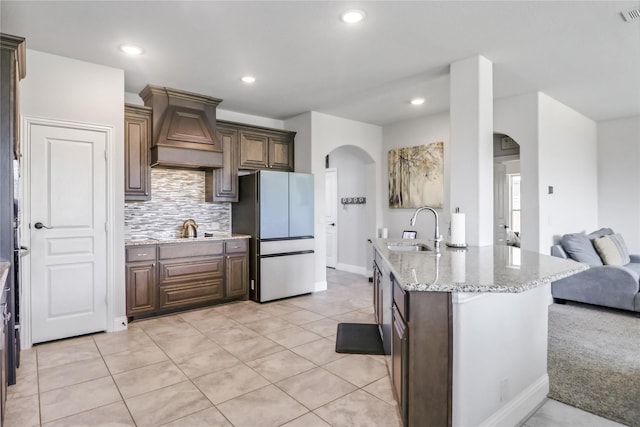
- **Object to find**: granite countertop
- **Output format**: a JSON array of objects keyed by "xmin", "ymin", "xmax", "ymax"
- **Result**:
[
  {"xmin": 125, "ymin": 233, "xmax": 251, "ymax": 246},
  {"xmin": 373, "ymin": 238, "xmax": 587, "ymax": 293}
]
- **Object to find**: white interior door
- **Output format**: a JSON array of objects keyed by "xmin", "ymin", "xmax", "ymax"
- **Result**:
[
  {"xmin": 30, "ymin": 122, "xmax": 108, "ymax": 343},
  {"xmin": 494, "ymin": 162, "xmax": 508, "ymax": 245},
  {"xmin": 325, "ymin": 168, "xmax": 338, "ymax": 268}
]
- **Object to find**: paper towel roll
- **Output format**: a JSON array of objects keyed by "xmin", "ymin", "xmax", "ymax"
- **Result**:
[
  {"xmin": 451, "ymin": 250, "xmax": 466, "ymax": 283},
  {"xmin": 450, "ymin": 213, "xmax": 466, "ymax": 245},
  {"xmin": 380, "ymin": 228, "xmax": 388, "ymax": 238}
]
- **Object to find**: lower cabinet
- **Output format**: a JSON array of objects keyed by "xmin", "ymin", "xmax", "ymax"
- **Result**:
[
  {"xmin": 125, "ymin": 238, "xmax": 249, "ymax": 320},
  {"xmin": 125, "ymin": 245, "xmax": 157, "ymax": 317},
  {"xmin": 392, "ymin": 305, "xmax": 408, "ymax": 427},
  {"xmin": 390, "ymin": 278, "xmax": 453, "ymax": 427},
  {"xmin": 225, "ymin": 254, "xmax": 248, "ymax": 298}
]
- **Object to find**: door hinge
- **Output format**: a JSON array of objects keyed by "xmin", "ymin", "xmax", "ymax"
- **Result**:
[
  {"xmin": 104, "ymin": 223, "xmax": 108, "ymax": 232},
  {"xmin": 104, "ymin": 151, "xmax": 107, "ymax": 160}
]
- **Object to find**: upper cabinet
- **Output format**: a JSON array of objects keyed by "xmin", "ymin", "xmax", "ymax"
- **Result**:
[
  {"xmin": 205, "ymin": 123, "xmax": 239, "ymax": 202},
  {"xmin": 124, "ymin": 104, "xmax": 152, "ymax": 201},
  {"xmin": 206, "ymin": 120, "xmax": 295, "ymax": 203},
  {"xmin": 237, "ymin": 124, "xmax": 295, "ymax": 171}
]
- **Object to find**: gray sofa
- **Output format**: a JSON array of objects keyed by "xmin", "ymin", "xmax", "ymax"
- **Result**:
[{"xmin": 551, "ymin": 228, "xmax": 640, "ymax": 315}]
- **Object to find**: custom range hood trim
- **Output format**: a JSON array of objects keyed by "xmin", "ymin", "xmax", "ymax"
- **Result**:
[{"xmin": 140, "ymin": 85, "xmax": 224, "ymax": 169}]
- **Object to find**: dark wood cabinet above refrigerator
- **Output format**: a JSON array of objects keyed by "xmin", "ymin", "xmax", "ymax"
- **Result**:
[{"xmin": 205, "ymin": 120, "xmax": 295, "ymax": 203}]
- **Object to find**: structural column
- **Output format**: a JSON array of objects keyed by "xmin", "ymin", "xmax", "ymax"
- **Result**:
[{"xmin": 449, "ymin": 56, "xmax": 494, "ymax": 246}]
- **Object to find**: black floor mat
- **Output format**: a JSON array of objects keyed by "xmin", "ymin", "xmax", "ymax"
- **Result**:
[{"xmin": 335, "ymin": 323, "xmax": 385, "ymax": 355}]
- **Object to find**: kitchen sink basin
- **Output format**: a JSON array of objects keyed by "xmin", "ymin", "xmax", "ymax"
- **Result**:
[{"xmin": 387, "ymin": 243, "xmax": 432, "ymax": 252}]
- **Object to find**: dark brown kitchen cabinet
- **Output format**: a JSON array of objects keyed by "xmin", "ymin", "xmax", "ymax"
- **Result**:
[
  {"xmin": 126, "ymin": 239, "xmax": 249, "ymax": 320},
  {"xmin": 268, "ymin": 134, "xmax": 294, "ymax": 171},
  {"xmin": 158, "ymin": 241, "xmax": 224, "ymax": 311},
  {"xmin": 225, "ymin": 239, "xmax": 248, "ymax": 298},
  {"xmin": 205, "ymin": 124, "xmax": 239, "ymax": 202},
  {"xmin": 391, "ymin": 278, "xmax": 453, "ymax": 427},
  {"xmin": 392, "ymin": 305, "xmax": 408, "ymax": 427},
  {"xmin": 124, "ymin": 104, "xmax": 152, "ymax": 201},
  {"xmin": 237, "ymin": 125, "xmax": 295, "ymax": 171},
  {"xmin": 125, "ymin": 245, "xmax": 157, "ymax": 317}
]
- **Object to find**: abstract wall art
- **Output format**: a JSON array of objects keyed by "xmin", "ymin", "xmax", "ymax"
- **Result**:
[{"xmin": 388, "ymin": 141, "xmax": 444, "ymax": 208}]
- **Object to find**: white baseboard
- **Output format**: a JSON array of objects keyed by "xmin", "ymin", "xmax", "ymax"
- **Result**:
[
  {"xmin": 314, "ymin": 280, "xmax": 328, "ymax": 293},
  {"xmin": 335, "ymin": 263, "xmax": 368, "ymax": 276},
  {"xmin": 112, "ymin": 317, "xmax": 128, "ymax": 332},
  {"xmin": 478, "ymin": 374, "xmax": 549, "ymax": 427}
]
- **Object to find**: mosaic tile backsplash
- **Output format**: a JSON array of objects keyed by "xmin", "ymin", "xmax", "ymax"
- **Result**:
[{"xmin": 124, "ymin": 168, "xmax": 231, "ymax": 239}]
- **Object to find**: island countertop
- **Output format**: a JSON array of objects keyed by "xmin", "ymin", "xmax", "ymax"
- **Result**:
[{"xmin": 372, "ymin": 238, "xmax": 587, "ymax": 293}]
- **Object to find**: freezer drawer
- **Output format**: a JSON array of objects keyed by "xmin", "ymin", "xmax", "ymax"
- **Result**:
[
  {"xmin": 259, "ymin": 251, "xmax": 314, "ymax": 302},
  {"xmin": 260, "ymin": 238, "xmax": 314, "ymax": 255}
]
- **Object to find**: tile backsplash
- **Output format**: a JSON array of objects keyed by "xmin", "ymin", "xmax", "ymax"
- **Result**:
[{"xmin": 124, "ymin": 168, "xmax": 230, "ymax": 239}]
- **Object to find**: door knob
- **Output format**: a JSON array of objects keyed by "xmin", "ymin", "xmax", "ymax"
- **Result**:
[
  {"xmin": 34, "ymin": 222, "xmax": 52, "ymax": 230},
  {"xmin": 329, "ymin": 223, "xmax": 336, "ymax": 226}
]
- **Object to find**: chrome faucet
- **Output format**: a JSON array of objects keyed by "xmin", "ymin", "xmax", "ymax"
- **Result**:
[
  {"xmin": 409, "ymin": 206, "xmax": 442, "ymax": 253},
  {"xmin": 181, "ymin": 219, "xmax": 198, "ymax": 238}
]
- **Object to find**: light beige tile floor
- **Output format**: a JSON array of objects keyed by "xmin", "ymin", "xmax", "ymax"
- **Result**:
[{"xmin": 4, "ymin": 269, "xmax": 626, "ymax": 426}]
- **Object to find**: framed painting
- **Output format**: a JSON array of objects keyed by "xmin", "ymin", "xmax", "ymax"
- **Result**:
[{"xmin": 388, "ymin": 142, "xmax": 444, "ymax": 208}]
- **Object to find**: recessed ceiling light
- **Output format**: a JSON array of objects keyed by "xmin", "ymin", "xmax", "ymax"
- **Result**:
[
  {"xmin": 341, "ymin": 9, "xmax": 366, "ymax": 24},
  {"xmin": 119, "ymin": 44, "xmax": 144, "ymax": 55},
  {"xmin": 241, "ymin": 76, "xmax": 256, "ymax": 84},
  {"xmin": 411, "ymin": 98, "xmax": 425, "ymax": 106}
]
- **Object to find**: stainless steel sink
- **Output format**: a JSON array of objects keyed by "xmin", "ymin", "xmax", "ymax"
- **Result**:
[{"xmin": 387, "ymin": 243, "xmax": 432, "ymax": 252}]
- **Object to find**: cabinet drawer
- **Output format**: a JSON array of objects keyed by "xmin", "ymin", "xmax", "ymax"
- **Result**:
[
  {"xmin": 393, "ymin": 279, "xmax": 408, "ymax": 321},
  {"xmin": 159, "ymin": 242, "xmax": 224, "ymax": 259},
  {"xmin": 159, "ymin": 257, "xmax": 223, "ymax": 285},
  {"xmin": 159, "ymin": 279, "xmax": 223, "ymax": 311},
  {"xmin": 225, "ymin": 239, "xmax": 248, "ymax": 253},
  {"xmin": 126, "ymin": 245, "xmax": 156, "ymax": 262}
]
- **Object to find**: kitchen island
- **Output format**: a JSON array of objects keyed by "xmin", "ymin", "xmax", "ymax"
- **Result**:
[{"xmin": 371, "ymin": 238, "xmax": 586, "ymax": 427}]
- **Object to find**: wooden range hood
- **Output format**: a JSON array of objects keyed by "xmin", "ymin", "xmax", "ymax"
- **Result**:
[{"xmin": 139, "ymin": 85, "xmax": 223, "ymax": 169}]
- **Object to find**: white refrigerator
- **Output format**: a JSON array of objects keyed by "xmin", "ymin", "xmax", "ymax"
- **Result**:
[{"xmin": 232, "ymin": 171, "xmax": 315, "ymax": 302}]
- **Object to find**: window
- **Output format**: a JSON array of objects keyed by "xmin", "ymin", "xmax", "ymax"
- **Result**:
[{"xmin": 509, "ymin": 174, "xmax": 521, "ymax": 233}]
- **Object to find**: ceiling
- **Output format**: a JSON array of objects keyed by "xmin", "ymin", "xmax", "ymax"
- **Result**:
[{"xmin": 2, "ymin": 1, "xmax": 639, "ymax": 126}]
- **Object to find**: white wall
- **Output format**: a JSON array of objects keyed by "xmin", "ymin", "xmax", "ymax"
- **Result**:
[
  {"xmin": 286, "ymin": 112, "xmax": 383, "ymax": 289},
  {"xmin": 20, "ymin": 50, "xmax": 126, "ymax": 333},
  {"xmin": 382, "ymin": 112, "xmax": 450, "ymax": 240},
  {"xmin": 538, "ymin": 93, "xmax": 598, "ymax": 251},
  {"xmin": 329, "ymin": 145, "xmax": 375, "ymax": 274},
  {"xmin": 598, "ymin": 116, "xmax": 640, "ymax": 252}
]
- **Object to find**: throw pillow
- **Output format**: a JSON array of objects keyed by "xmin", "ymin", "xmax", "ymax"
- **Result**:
[
  {"xmin": 593, "ymin": 233, "xmax": 631, "ymax": 266},
  {"xmin": 560, "ymin": 233, "xmax": 604, "ymax": 266}
]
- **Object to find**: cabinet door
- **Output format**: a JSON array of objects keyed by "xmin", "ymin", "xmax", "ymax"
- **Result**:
[
  {"xmin": 373, "ymin": 263, "xmax": 381, "ymax": 325},
  {"xmin": 126, "ymin": 262, "xmax": 156, "ymax": 316},
  {"xmin": 207, "ymin": 126, "xmax": 239, "ymax": 202},
  {"xmin": 124, "ymin": 105, "xmax": 152, "ymax": 201},
  {"xmin": 268, "ymin": 135, "xmax": 294, "ymax": 171},
  {"xmin": 226, "ymin": 253, "xmax": 248, "ymax": 298},
  {"xmin": 392, "ymin": 305, "xmax": 408, "ymax": 426},
  {"xmin": 239, "ymin": 131, "xmax": 269, "ymax": 169}
]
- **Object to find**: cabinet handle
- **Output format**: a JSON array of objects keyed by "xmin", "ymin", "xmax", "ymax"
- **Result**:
[{"xmin": 137, "ymin": 253, "xmax": 147, "ymax": 257}]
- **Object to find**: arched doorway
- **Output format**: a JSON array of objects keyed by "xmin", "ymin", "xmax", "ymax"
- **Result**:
[
  {"xmin": 494, "ymin": 133, "xmax": 521, "ymax": 247},
  {"xmin": 325, "ymin": 145, "xmax": 376, "ymax": 275}
]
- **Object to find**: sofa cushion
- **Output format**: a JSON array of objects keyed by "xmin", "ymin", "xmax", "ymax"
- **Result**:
[
  {"xmin": 593, "ymin": 233, "xmax": 631, "ymax": 266},
  {"xmin": 560, "ymin": 233, "xmax": 604, "ymax": 266},
  {"xmin": 587, "ymin": 228, "xmax": 614, "ymax": 239}
]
